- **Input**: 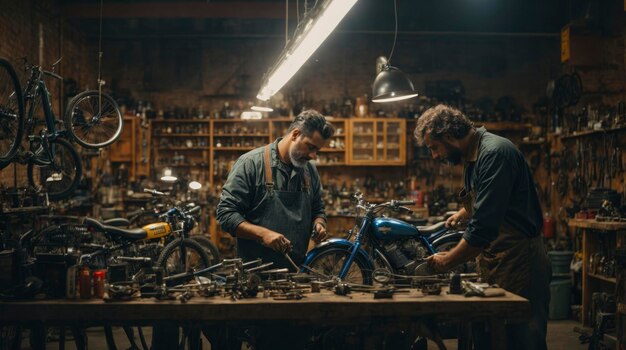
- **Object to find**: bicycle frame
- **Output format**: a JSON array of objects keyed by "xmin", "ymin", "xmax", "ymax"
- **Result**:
[{"xmin": 23, "ymin": 67, "xmax": 57, "ymax": 134}]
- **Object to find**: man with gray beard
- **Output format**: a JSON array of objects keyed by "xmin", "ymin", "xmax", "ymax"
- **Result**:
[{"xmin": 217, "ymin": 109, "xmax": 334, "ymax": 270}]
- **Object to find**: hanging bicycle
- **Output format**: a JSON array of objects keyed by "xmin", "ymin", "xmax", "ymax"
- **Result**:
[
  {"xmin": 0, "ymin": 57, "xmax": 24, "ymax": 166},
  {"xmin": 0, "ymin": 57, "xmax": 123, "ymax": 200}
]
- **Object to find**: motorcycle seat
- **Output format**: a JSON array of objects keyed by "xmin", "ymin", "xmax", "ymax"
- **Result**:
[
  {"xmin": 103, "ymin": 218, "xmax": 131, "ymax": 227},
  {"xmin": 83, "ymin": 217, "xmax": 147, "ymax": 240},
  {"xmin": 416, "ymin": 221, "xmax": 447, "ymax": 235}
]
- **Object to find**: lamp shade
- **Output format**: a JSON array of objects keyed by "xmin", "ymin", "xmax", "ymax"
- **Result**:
[
  {"xmin": 372, "ymin": 66, "xmax": 418, "ymax": 103},
  {"xmin": 160, "ymin": 168, "xmax": 178, "ymax": 182}
]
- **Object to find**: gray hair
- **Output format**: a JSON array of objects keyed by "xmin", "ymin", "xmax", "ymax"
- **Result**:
[{"xmin": 288, "ymin": 109, "xmax": 335, "ymax": 139}]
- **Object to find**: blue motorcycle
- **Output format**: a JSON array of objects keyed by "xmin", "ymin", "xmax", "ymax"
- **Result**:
[{"xmin": 302, "ymin": 192, "xmax": 467, "ymax": 284}]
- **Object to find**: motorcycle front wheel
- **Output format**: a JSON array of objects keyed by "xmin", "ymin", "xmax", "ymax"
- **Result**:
[
  {"xmin": 305, "ymin": 247, "xmax": 372, "ymax": 285},
  {"xmin": 156, "ymin": 238, "xmax": 211, "ymax": 278}
]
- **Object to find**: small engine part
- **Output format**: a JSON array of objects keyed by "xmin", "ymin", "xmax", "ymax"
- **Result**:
[
  {"xmin": 310, "ymin": 281, "xmax": 322, "ymax": 293},
  {"xmin": 334, "ymin": 283, "xmax": 351, "ymax": 296},
  {"xmin": 382, "ymin": 243, "xmax": 411, "ymax": 269},
  {"xmin": 422, "ymin": 283, "xmax": 442, "ymax": 295},
  {"xmin": 448, "ymin": 273, "xmax": 463, "ymax": 294},
  {"xmin": 373, "ymin": 288, "xmax": 395, "ymax": 299}
]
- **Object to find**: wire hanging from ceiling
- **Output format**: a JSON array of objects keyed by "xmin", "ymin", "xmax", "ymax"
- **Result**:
[
  {"xmin": 387, "ymin": 0, "xmax": 398, "ymax": 63},
  {"xmin": 96, "ymin": 0, "xmax": 105, "ymax": 111}
]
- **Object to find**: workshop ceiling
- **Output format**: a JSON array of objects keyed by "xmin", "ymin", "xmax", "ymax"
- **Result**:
[{"xmin": 58, "ymin": 0, "xmax": 575, "ymax": 39}]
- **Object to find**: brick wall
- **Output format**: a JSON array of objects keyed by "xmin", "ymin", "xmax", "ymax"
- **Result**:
[
  {"xmin": 100, "ymin": 32, "xmax": 561, "ymax": 115},
  {"xmin": 0, "ymin": 0, "xmax": 96, "ymax": 187}
]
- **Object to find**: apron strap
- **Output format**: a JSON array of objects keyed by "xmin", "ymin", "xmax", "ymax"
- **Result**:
[
  {"xmin": 302, "ymin": 165, "xmax": 311, "ymax": 194},
  {"xmin": 263, "ymin": 145, "xmax": 274, "ymax": 197}
]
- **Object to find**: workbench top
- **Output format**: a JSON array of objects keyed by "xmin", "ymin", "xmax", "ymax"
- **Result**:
[{"xmin": 0, "ymin": 288, "xmax": 529, "ymax": 325}]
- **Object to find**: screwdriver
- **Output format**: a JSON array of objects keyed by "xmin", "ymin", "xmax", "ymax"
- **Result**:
[{"xmin": 283, "ymin": 252, "xmax": 300, "ymax": 271}]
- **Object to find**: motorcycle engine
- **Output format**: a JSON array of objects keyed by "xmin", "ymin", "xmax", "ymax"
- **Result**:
[{"xmin": 381, "ymin": 239, "xmax": 429, "ymax": 275}]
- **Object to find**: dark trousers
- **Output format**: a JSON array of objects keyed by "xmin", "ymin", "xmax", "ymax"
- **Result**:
[{"xmin": 472, "ymin": 248, "xmax": 551, "ymax": 350}]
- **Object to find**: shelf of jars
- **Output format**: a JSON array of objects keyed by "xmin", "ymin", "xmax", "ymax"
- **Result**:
[
  {"xmin": 348, "ymin": 118, "xmax": 405, "ymax": 165},
  {"xmin": 150, "ymin": 120, "xmax": 212, "ymax": 187}
]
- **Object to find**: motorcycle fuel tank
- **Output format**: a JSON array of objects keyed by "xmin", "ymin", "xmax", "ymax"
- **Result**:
[
  {"xmin": 372, "ymin": 217, "xmax": 419, "ymax": 240},
  {"xmin": 142, "ymin": 222, "xmax": 172, "ymax": 240}
]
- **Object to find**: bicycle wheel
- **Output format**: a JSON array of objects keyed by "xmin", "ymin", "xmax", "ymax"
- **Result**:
[
  {"xmin": 305, "ymin": 247, "xmax": 372, "ymax": 285},
  {"xmin": 27, "ymin": 138, "xmax": 82, "ymax": 201},
  {"xmin": 0, "ymin": 58, "xmax": 24, "ymax": 167},
  {"xmin": 156, "ymin": 238, "xmax": 211, "ymax": 278},
  {"xmin": 64, "ymin": 90, "xmax": 123, "ymax": 149},
  {"xmin": 190, "ymin": 235, "xmax": 221, "ymax": 264}
]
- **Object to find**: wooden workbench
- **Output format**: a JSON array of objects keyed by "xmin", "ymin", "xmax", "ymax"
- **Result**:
[{"xmin": 0, "ymin": 287, "xmax": 529, "ymax": 349}]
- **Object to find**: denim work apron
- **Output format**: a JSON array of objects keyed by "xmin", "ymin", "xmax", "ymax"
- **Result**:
[
  {"xmin": 236, "ymin": 144, "xmax": 312, "ymax": 270},
  {"xmin": 459, "ymin": 187, "xmax": 550, "ymax": 350}
]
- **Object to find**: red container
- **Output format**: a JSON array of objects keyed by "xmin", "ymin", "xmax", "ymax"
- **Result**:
[
  {"xmin": 543, "ymin": 214, "xmax": 554, "ymax": 239},
  {"xmin": 79, "ymin": 267, "xmax": 92, "ymax": 299},
  {"xmin": 93, "ymin": 270, "xmax": 106, "ymax": 299}
]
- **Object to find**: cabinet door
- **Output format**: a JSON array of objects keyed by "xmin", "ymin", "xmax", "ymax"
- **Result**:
[
  {"xmin": 348, "ymin": 119, "xmax": 405, "ymax": 165},
  {"xmin": 385, "ymin": 120, "xmax": 404, "ymax": 163},
  {"xmin": 375, "ymin": 121, "xmax": 385, "ymax": 161},
  {"xmin": 349, "ymin": 120, "xmax": 375, "ymax": 164},
  {"xmin": 317, "ymin": 120, "xmax": 347, "ymax": 166}
]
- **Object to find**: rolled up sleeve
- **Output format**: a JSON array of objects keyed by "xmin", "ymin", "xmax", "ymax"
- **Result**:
[
  {"xmin": 463, "ymin": 150, "xmax": 517, "ymax": 247},
  {"xmin": 216, "ymin": 158, "xmax": 255, "ymax": 235}
]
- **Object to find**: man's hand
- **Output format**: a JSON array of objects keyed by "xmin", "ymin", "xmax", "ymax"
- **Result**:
[
  {"xmin": 261, "ymin": 231, "xmax": 292, "ymax": 253},
  {"xmin": 426, "ymin": 252, "xmax": 449, "ymax": 273},
  {"xmin": 445, "ymin": 208, "xmax": 468, "ymax": 228},
  {"xmin": 311, "ymin": 221, "xmax": 327, "ymax": 243}
]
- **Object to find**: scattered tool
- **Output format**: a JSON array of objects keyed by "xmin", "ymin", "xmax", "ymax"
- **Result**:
[
  {"xmin": 462, "ymin": 281, "xmax": 505, "ymax": 297},
  {"xmin": 284, "ymin": 252, "xmax": 300, "ymax": 271}
]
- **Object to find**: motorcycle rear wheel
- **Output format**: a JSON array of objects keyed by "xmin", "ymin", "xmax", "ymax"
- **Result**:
[{"xmin": 305, "ymin": 247, "xmax": 372, "ymax": 285}]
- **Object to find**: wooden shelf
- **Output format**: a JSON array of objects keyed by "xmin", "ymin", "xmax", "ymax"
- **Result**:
[
  {"xmin": 157, "ymin": 147, "xmax": 211, "ymax": 150},
  {"xmin": 155, "ymin": 133, "xmax": 211, "ymax": 137},
  {"xmin": 213, "ymin": 147, "xmax": 257, "ymax": 151},
  {"xmin": 588, "ymin": 273, "xmax": 617, "ymax": 284},
  {"xmin": 559, "ymin": 126, "xmax": 626, "ymax": 141},
  {"xmin": 568, "ymin": 219, "xmax": 626, "ymax": 231},
  {"xmin": 152, "ymin": 119, "xmax": 211, "ymax": 123},
  {"xmin": 316, "ymin": 163, "xmax": 346, "ymax": 166},
  {"xmin": 157, "ymin": 164, "xmax": 200, "ymax": 167},
  {"xmin": 478, "ymin": 122, "xmax": 532, "ymax": 131},
  {"xmin": 213, "ymin": 119, "xmax": 268, "ymax": 123},
  {"xmin": 214, "ymin": 134, "xmax": 270, "ymax": 137},
  {"xmin": 320, "ymin": 149, "xmax": 346, "ymax": 152}
]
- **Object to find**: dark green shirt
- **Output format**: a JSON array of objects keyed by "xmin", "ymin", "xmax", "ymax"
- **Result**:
[
  {"xmin": 216, "ymin": 138, "xmax": 326, "ymax": 235},
  {"xmin": 462, "ymin": 127, "xmax": 543, "ymax": 247}
]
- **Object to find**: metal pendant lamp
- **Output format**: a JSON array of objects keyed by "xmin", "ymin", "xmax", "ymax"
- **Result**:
[
  {"xmin": 372, "ymin": 56, "xmax": 418, "ymax": 103},
  {"xmin": 371, "ymin": 0, "xmax": 418, "ymax": 103}
]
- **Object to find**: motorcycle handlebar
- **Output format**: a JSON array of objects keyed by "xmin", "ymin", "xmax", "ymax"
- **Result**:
[
  {"xmin": 392, "ymin": 200, "xmax": 416, "ymax": 206},
  {"xmin": 186, "ymin": 206, "xmax": 201, "ymax": 215},
  {"xmin": 144, "ymin": 188, "xmax": 165, "ymax": 196},
  {"xmin": 126, "ymin": 208, "xmax": 145, "ymax": 218}
]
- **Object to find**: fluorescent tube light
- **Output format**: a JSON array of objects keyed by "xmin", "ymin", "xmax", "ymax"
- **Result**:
[
  {"xmin": 256, "ymin": 0, "xmax": 358, "ymax": 101},
  {"xmin": 250, "ymin": 104, "xmax": 273, "ymax": 112}
]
